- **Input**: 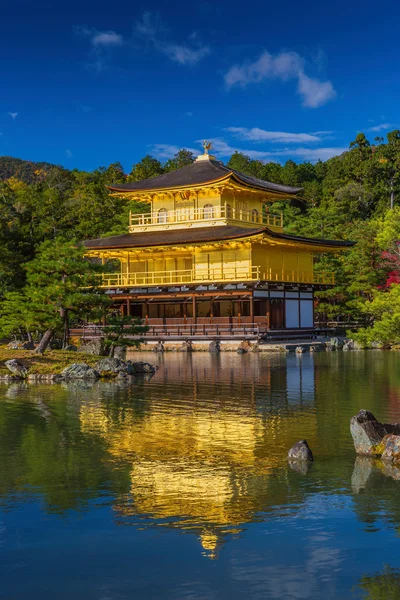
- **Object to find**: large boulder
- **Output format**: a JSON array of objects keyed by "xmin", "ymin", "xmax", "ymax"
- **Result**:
[
  {"xmin": 95, "ymin": 357, "xmax": 132, "ymax": 376},
  {"xmin": 153, "ymin": 341, "xmax": 165, "ymax": 353},
  {"xmin": 181, "ymin": 341, "xmax": 193, "ymax": 353},
  {"xmin": 350, "ymin": 409, "xmax": 400, "ymax": 456},
  {"xmin": 381, "ymin": 434, "xmax": 400, "ymax": 463},
  {"xmin": 209, "ymin": 340, "xmax": 220, "ymax": 353},
  {"xmin": 330, "ymin": 337, "xmax": 344, "ymax": 349},
  {"xmin": 113, "ymin": 346, "xmax": 126, "ymax": 359},
  {"xmin": 78, "ymin": 339, "xmax": 104, "ymax": 355},
  {"xmin": 350, "ymin": 410, "xmax": 387, "ymax": 455},
  {"xmin": 61, "ymin": 363, "xmax": 99, "ymax": 379},
  {"xmin": 128, "ymin": 361, "xmax": 158, "ymax": 374},
  {"xmin": 288, "ymin": 440, "xmax": 313, "ymax": 462},
  {"xmin": 4, "ymin": 359, "xmax": 28, "ymax": 378}
]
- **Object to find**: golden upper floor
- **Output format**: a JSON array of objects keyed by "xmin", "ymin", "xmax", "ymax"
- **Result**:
[{"xmin": 108, "ymin": 148, "xmax": 301, "ymax": 233}]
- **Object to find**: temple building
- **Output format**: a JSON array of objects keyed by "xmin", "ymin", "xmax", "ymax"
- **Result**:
[{"xmin": 85, "ymin": 142, "xmax": 353, "ymax": 336}]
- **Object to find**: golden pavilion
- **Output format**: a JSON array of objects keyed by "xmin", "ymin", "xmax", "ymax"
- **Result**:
[{"xmin": 85, "ymin": 142, "xmax": 353, "ymax": 336}]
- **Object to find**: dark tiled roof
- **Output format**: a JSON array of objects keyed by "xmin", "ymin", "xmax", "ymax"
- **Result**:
[
  {"xmin": 107, "ymin": 159, "xmax": 302, "ymax": 195},
  {"xmin": 84, "ymin": 225, "xmax": 355, "ymax": 250},
  {"xmin": 85, "ymin": 226, "xmax": 265, "ymax": 249}
]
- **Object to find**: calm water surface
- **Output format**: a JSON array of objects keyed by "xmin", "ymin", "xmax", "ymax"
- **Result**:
[{"xmin": 1, "ymin": 351, "xmax": 400, "ymax": 599}]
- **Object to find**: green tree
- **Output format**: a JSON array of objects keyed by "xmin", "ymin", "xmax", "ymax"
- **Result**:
[
  {"xmin": 103, "ymin": 314, "xmax": 149, "ymax": 357},
  {"xmin": 127, "ymin": 155, "xmax": 164, "ymax": 182},
  {"xmin": 0, "ymin": 239, "xmax": 109, "ymax": 352},
  {"xmin": 164, "ymin": 149, "xmax": 195, "ymax": 171}
]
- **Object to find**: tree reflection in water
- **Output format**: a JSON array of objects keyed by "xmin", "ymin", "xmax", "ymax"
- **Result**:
[{"xmin": 356, "ymin": 565, "xmax": 400, "ymax": 599}]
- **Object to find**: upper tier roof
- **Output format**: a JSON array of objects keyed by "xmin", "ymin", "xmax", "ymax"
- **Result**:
[
  {"xmin": 84, "ymin": 225, "xmax": 354, "ymax": 250},
  {"xmin": 107, "ymin": 159, "xmax": 303, "ymax": 195}
]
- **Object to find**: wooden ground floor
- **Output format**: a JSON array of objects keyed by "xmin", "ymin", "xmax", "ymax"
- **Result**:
[{"xmin": 105, "ymin": 282, "xmax": 320, "ymax": 331}]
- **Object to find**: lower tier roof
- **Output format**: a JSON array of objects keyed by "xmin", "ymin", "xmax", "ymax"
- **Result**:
[{"xmin": 84, "ymin": 225, "xmax": 354, "ymax": 250}]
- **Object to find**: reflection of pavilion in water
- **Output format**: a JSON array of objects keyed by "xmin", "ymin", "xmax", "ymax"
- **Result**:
[{"xmin": 80, "ymin": 354, "xmax": 316, "ymax": 557}]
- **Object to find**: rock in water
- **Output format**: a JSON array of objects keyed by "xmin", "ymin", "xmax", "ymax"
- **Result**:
[
  {"xmin": 5, "ymin": 359, "xmax": 28, "ymax": 378},
  {"xmin": 381, "ymin": 434, "xmax": 400, "ymax": 463},
  {"xmin": 288, "ymin": 440, "xmax": 313, "ymax": 461},
  {"xmin": 236, "ymin": 348, "xmax": 247, "ymax": 354},
  {"xmin": 350, "ymin": 409, "xmax": 387, "ymax": 456},
  {"xmin": 209, "ymin": 340, "xmax": 220, "ymax": 353},
  {"xmin": 95, "ymin": 357, "xmax": 132, "ymax": 375},
  {"xmin": 128, "ymin": 361, "xmax": 158, "ymax": 374},
  {"xmin": 153, "ymin": 341, "xmax": 164, "ymax": 353},
  {"xmin": 239, "ymin": 340, "xmax": 252, "ymax": 352},
  {"xmin": 61, "ymin": 363, "xmax": 99, "ymax": 379},
  {"xmin": 181, "ymin": 341, "xmax": 193, "ymax": 352}
]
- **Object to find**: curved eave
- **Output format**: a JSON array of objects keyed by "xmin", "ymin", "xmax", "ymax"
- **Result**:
[
  {"xmin": 106, "ymin": 173, "xmax": 233, "ymax": 195},
  {"xmin": 107, "ymin": 173, "xmax": 302, "ymax": 198},
  {"xmin": 264, "ymin": 228, "xmax": 355, "ymax": 251},
  {"xmin": 85, "ymin": 225, "xmax": 354, "ymax": 253},
  {"xmin": 229, "ymin": 173, "xmax": 302, "ymax": 197}
]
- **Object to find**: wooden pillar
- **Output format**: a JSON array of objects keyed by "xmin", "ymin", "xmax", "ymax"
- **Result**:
[
  {"xmin": 266, "ymin": 299, "xmax": 270, "ymax": 330},
  {"xmin": 145, "ymin": 300, "xmax": 149, "ymax": 325},
  {"xmin": 192, "ymin": 296, "xmax": 197, "ymax": 323},
  {"xmin": 126, "ymin": 297, "xmax": 130, "ymax": 317},
  {"xmin": 210, "ymin": 298, "xmax": 214, "ymax": 321},
  {"xmin": 119, "ymin": 303, "xmax": 124, "ymax": 316},
  {"xmin": 250, "ymin": 294, "xmax": 254, "ymax": 322}
]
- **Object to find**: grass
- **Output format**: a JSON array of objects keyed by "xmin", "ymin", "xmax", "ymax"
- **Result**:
[{"xmin": 0, "ymin": 348, "xmax": 102, "ymax": 375}]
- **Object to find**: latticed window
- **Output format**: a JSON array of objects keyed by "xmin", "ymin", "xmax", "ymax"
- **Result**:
[
  {"xmin": 157, "ymin": 208, "xmax": 168, "ymax": 223},
  {"xmin": 203, "ymin": 204, "xmax": 214, "ymax": 219},
  {"xmin": 226, "ymin": 203, "xmax": 232, "ymax": 218},
  {"xmin": 252, "ymin": 209, "xmax": 259, "ymax": 223}
]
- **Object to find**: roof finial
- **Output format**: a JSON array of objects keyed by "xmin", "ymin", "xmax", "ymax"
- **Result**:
[{"xmin": 203, "ymin": 140, "xmax": 213, "ymax": 155}]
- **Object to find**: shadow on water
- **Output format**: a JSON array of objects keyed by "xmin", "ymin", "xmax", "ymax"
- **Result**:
[{"xmin": 2, "ymin": 352, "xmax": 400, "ymax": 597}]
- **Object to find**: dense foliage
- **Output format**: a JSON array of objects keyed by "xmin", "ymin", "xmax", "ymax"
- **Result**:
[{"xmin": 1, "ymin": 137, "xmax": 400, "ymax": 343}]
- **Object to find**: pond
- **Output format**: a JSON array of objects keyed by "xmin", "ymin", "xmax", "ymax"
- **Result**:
[{"xmin": 1, "ymin": 351, "xmax": 400, "ymax": 599}]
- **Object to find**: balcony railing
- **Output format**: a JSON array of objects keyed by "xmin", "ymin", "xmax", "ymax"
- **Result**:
[
  {"xmin": 100, "ymin": 266, "xmax": 334, "ymax": 288},
  {"xmin": 129, "ymin": 206, "xmax": 283, "ymax": 231}
]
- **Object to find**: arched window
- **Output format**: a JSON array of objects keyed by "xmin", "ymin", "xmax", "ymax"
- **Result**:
[
  {"xmin": 252, "ymin": 209, "xmax": 259, "ymax": 223},
  {"xmin": 157, "ymin": 208, "xmax": 168, "ymax": 223},
  {"xmin": 203, "ymin": 204, "xmax": 214, "ymax": 219},
  {"xmin": 226, "ymin": 203, "xmax": 232, "ymax": 218}
]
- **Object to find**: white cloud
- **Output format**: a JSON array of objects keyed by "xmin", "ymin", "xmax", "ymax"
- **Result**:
[
  {"xmin": 226, "ymin": 127, "xmax": 321, "ymax": 144},
  {"xmin": 91, "ymin": 31, "xmax": 123, "ymax": 47},
  {"xmin": 224, "ymin": 50, "xmax": 336, "ymax": 108},
  {"xmin": 283, "ymin": 146, "xmax": 346, "ymax": 161},
  {"xmin": 366, "ymin": 122, "xmax": 392, "ymax": 132},
  {"xmin": 185, "ymin": 111, "xmax": 193, "ymax": 117},
  {"xmin": 224, "ymin": 51, "xmax": 302, "ymax": 87},
  {"xmin": 297, "ymin": 71, "xmax": 336, "ymax": 108},
  {"xmin": 163, "ymin": 44, "xmax": 210, "ymax": 65},
  {"xmin": 135, "ymin": 12, "xmax": 210, "ymax": 66},
  {"xmin": 75, "ymin": 26, "xmax": 123, "ymax": 71},
  {"xmin": 196, "ymin": 137, "xmax": 345, "ymax": 162},
  {"xmin": 150, "ymin": 144, "xmax": 198, "ymax": 159},
  {"xmin": 65, "ymin": 149, "xmax": 73, "ymax": 158},
  {"xmin": 8, "ymin": 112, "xmax": 18, "ymax": 119}
]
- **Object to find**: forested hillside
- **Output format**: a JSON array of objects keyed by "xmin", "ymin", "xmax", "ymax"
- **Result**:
[
  {"xmin": 1, "ymin": 132, "xmax": 400, "ymax": 342},
  {"xmin": 0, "ymin": 156, "xmax": 64, "ymax": 183}
]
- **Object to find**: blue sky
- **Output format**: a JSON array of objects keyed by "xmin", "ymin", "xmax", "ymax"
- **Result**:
[{"xmin": 1, "ymin": 0, "xmax": 399, "ymax": 172}]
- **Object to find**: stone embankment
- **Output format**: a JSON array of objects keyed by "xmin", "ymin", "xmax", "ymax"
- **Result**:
[
  {"xmin": 350, "ymin": 409, "xmax": 400, "ymax": 462},
  {"xmin": 0, "ymin": 357, "xmax": 158, "ymax": 383}
]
